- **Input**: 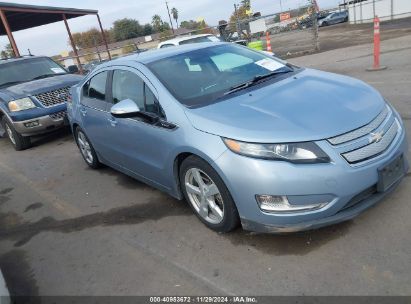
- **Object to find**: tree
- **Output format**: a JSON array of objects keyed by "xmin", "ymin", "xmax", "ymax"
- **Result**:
[
  {"xmin": 241, "ymin": 0, "xmax": 251, "ymax": 10},
  {"xmin": 171, "ymin": 7, "xmax": 179, "ymax": 28},
  {"xmin": 5, "ymin": 44, "xmax": 14, "ymax": 57},
  {"xmin": 143, "ymin": 23, "xmax": 153, "ymax": 35},
  {"xmin": 112, "ymin": 18, "xmax": 144, "ymax": 41},
  {"xmin": 180, "ymin": 20, "xmax": 205, "ymax": 30},
  {"xmin": 229, "ymin": 4, "xmax": 250, "ymax": 33},
  {"xmin": 0, "ymin": 50, "xmax": 7, "ymax": 59},
  {"xmin": 70, "ymin": 28, "xmax": 112, "ymax": 49},
  {"xmin": 151, "ymin": 15, "xmax": 163, "ymax": 32}
]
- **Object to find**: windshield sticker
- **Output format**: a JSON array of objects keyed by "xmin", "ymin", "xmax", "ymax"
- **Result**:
[
  {"xmin": 51, "ymin": 67, "xmax": 65, "ymax": 74},
  {"xmin": 255, "ymin": 59, "xmax": 284, "ymax": 71}
]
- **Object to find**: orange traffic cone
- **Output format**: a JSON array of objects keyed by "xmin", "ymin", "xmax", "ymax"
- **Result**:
[{"xmin": 266, "ymin": 32, "xmax": 272, "ymax": 52}]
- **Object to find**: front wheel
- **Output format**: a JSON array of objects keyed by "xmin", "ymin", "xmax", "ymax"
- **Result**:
[
  {"xmin": 180, "ymin": 156, "xmax": 240, "ymax": 233},
  {"xmin": 75, "ymin": 128, "xmax": 100, "ymax": 169},
  {"xmin": 1, "ymin": 116, "xmax": 31, "ymax": 151}
]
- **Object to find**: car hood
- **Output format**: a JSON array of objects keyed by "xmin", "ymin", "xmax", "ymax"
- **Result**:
[
  {"xmin": 0, "ymin": 74, "xmax": 84, "ymax": 101},
  {"xmin": 184, "ymin": 68, "xmax": 386, "ymax": 143}
]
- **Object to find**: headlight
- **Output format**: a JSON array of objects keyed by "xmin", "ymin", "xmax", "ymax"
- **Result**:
[
  {"xmin": 223, "ymin": 138, "xmax": 330, "ymax": 163},
  {"xmin": 8, "ymin": 97, "xmax": 36, "ymax": 112}
]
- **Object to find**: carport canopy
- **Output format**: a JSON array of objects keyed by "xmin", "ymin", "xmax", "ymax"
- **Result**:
[{"xmin": 0, "ymin": 2, "xmax": 111, "ymax": 72}]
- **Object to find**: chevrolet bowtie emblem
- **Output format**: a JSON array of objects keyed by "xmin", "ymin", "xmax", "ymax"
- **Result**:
[{"xmin": 369, "ymin": 131, "xmax": 384, "ymax": 144}]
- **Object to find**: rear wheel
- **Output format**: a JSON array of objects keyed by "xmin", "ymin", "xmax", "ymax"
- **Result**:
[
  {"xmin": 1, "ymin": 116, "xmax": 31, "ymax": 151},
  {"xmin": 75, "ymin": 128, "xmax": 100, "ymax": 169},
  {"xmin": 180, "ymin": 156, "xmax": 240, "ymax": 233}
]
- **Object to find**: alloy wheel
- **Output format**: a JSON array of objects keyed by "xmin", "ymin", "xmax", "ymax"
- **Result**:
[
  {"xmin": 77, "ymin": 131, "xmax": 94, "ymax": 164},
  {"xmin": 184, "ymin": 168, "xmax": 224, "ymax": 224},
  {"xmin": 5, "ymin": 124, "xmax": 16, "ymax": 145}
]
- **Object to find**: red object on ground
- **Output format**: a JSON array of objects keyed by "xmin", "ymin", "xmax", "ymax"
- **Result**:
[
  {"xmin": 266, "ymin": 32, "xmax": 272, "ymax": 52},
  {"xmin": 373, "ymin": 16, "xmax": 381, "ymax": 68}
]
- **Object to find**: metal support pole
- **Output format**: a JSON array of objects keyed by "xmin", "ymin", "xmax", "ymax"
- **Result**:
[
  {"xmin": 0, "ymin": 9, "xmax": 20, "ymax": 57},
  {"xmin": 353, "ymin": 1, "xmax": 357, "ymax": 24},
  {"xmin": 391, "ymin": 0, "xmax": 394, "ymax": 20},
  {"xmin": 93, "ymin": 37, "xmax": 101, "ymax": 62},
  {"xmin": 311, "ymin": 0, "xmax": 319, "ymax": 51},
  {"xmin": 62, "ymin": 14, "xmax": 83, "ymax": 74},
  {"xmin": 373, "ymin": 0, "xmax": 376, "ymax": 17},
  {"xmin": 165, "ymin": 1, "xmax": 175, "ymax": 35},
  {"xmin": 234, "ymin": 4, "xmax": 242, "ymax": 39},
  {"xmin": 96, "ymin": 14, "xmax": 111, "ymax": 60},
  {"xmin": 360, "ymin": 1, "xmax": 363, "ymax": 24}
]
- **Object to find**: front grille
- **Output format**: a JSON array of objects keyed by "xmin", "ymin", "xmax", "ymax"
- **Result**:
[
  {"xmin": 327, "ymin": 105, "xmax": 401, "ymax": 164},
  {"xmin": 34, "ymin": 87, "xmax": 70, "ymax": 107},
  {"xmin": 49, "ymin": 110, "xmax": 67, "ymax": 120},
  {"xmin": 342, "ymin": 120, "xmax": 399, "ymax": 163},
  {"xmin": 328, "ymin": 106, "xmax": 389, "ymax": 145}
]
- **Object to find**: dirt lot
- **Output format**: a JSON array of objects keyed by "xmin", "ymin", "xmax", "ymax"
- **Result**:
[
  {"xmin": 0, "ymin": 33, "xmax": 410, "ymax": 299},
  {"xmin": 270, "ymin": 17, "xmax": 411, "ymax": 57}
]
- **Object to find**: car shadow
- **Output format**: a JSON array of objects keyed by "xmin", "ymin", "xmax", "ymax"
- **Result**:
[{"xmin": 29, "ymin": 127, "xmax": 72, "ymax": 148}]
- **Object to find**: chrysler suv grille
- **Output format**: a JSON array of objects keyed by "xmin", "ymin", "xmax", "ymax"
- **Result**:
[
  {"xmin": 327, "ymin": 105, "xmax": 401, "ymax": 164},
  {"xmin": 34, "ymin": 87, "xmax": 70, "ymax": 107}
]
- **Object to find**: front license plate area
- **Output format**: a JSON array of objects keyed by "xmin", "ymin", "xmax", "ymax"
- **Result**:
[{"xmin": 377, "ymin": 154, "xmax": 405, "ymax": 192}]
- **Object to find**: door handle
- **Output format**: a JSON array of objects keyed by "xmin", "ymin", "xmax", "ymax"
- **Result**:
[
  {"xmin": 80, "ymin": 107, "xmax": 87, "ymax": 116},
  {"xmin": 108, "ymin": 117, "xmax": 117, "ymax": 127}
]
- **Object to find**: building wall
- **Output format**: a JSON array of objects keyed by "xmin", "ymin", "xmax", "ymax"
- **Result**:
[{"xmin": 348, "ymin": 0, "xmax": 411, "ymax": 23}]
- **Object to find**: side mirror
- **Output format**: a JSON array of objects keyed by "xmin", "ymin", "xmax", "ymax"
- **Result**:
[
  {"xmin": 111, "ymin": 99, "xmax": 141, "ymax": 118},
  {"xmin": 68, "ymin": 65, "xmax": 79, "ymax": 74}
]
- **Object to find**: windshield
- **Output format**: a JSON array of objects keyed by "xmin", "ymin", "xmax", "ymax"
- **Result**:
[
  {"xmin": 147, "ymin": 44, "xmax": 289, "ymax": 107},
  {"xmin": 0, "ymin": 57, "xmax": 67, "ymax": 88}
]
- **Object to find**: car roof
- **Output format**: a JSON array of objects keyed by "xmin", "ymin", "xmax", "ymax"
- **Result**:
[
  {"xmin": 103, "ymin": 42, "xmax": 229, "ymax": 66},
  {"xmin": 158, "ymin": 34, "xmax": 214, "ymax": 46},
  {"xmin": 0, "ymin": 56, "xmax": 47, "ymax": 65}
]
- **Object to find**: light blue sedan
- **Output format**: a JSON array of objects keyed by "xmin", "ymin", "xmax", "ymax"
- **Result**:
[{"xmin": 67, "ymin": 43, "xmax": 408, "ymax": 233}]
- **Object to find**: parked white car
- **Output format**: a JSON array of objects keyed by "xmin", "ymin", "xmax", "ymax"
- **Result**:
[
  {"xmin": 158, "ymin": 34, "xmax": 221, "ymax": 49},
  {"xmin": 158, "ymin": 34, "xmax": 276, "ymax": 57}
]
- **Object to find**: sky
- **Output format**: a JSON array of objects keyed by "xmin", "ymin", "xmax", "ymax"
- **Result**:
[{"xmin": 0, "ymin": 0, "xmax": 341, "ymax": 56}]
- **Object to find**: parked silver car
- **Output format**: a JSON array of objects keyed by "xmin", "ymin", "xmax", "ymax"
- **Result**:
[{"xmin": 68, "ymin": 43, "xmax": 408, "ymax": 233}]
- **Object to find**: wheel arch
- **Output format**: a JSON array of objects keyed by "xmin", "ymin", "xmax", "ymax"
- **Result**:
[{"xmin": 171, "ymin": 149, "xmax": 229, "ymax": 201}]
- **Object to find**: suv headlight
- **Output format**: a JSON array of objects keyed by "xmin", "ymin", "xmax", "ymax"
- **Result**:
[
  {"xmin": 8, "ymin": 97, "xmax": 36, "ymax": 112},
  {"xmin": 223, "ymin": 138, "xmax": 330, "ymax": 163}
]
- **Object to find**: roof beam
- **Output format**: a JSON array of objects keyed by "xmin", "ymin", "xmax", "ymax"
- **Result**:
[
  {"xmin": 0, "ymin": 9, "xmax": 20, "ymax": 57},
  {"xmin": 63, "ymin": 13, "xmax": 83, "ymax": 74}
]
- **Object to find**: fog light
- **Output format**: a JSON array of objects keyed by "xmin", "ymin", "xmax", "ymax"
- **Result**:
[
  {"xmin": 256, "ymin": 195, "xmax": 328, "ymax": 213},
  {"xmin": 24, "ymin": 121, "xmax": 39, "ymax": 128}
]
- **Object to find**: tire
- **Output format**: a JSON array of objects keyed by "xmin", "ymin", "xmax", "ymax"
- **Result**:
[
  {"xmin": 179, "ymin": 155, "xmax": 240, "ymax": 233},
  {"xmin": 322, "ymin": 21, "xmax": 328, "ymax": 26},
  {"xmin": 1, "ymin": 116, "xmax": 31, "ymax": 151},
  {"xmin": 75, "ymin": 127, "xmax": 101, "ymax": 169}
]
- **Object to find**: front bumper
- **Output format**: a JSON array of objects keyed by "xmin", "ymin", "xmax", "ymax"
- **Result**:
[
  {"xmin": 11, "ymin": 111, "xmax": 67, "ymax": 136},
  {"xmin": 214, "ymin": 128, "xmax": 409, "ymax": 233}
]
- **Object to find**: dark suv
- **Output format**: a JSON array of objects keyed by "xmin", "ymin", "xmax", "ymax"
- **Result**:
[{"xmin": 0, "ymin": 56, "xmax": 83, "ymax": 150}]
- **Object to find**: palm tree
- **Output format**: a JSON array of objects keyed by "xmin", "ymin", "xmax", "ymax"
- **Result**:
[
  {"xmin": 152, "ymin": 14, "xmax": 162, "ymax": 32},
  {"xmin": 171, "ymin": 7, "xmax": 179, "ymax": 28}
]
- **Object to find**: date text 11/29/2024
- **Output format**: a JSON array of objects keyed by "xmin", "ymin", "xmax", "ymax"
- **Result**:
[{"xmin": 149, "ymin": 296, "xmax": 257, "ymax": 303}]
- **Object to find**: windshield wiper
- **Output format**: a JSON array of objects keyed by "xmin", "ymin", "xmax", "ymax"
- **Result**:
[
  {"xmin": 31, "ymin": 73, "xmax": 67, "ymax": 81},
  {"xmin": 0, "ymin": 81, "xmax": 25, "ymax": 88},
  {"xmin": 224, "ymin": 68, "xmax": 293, "ymax": 96}
]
